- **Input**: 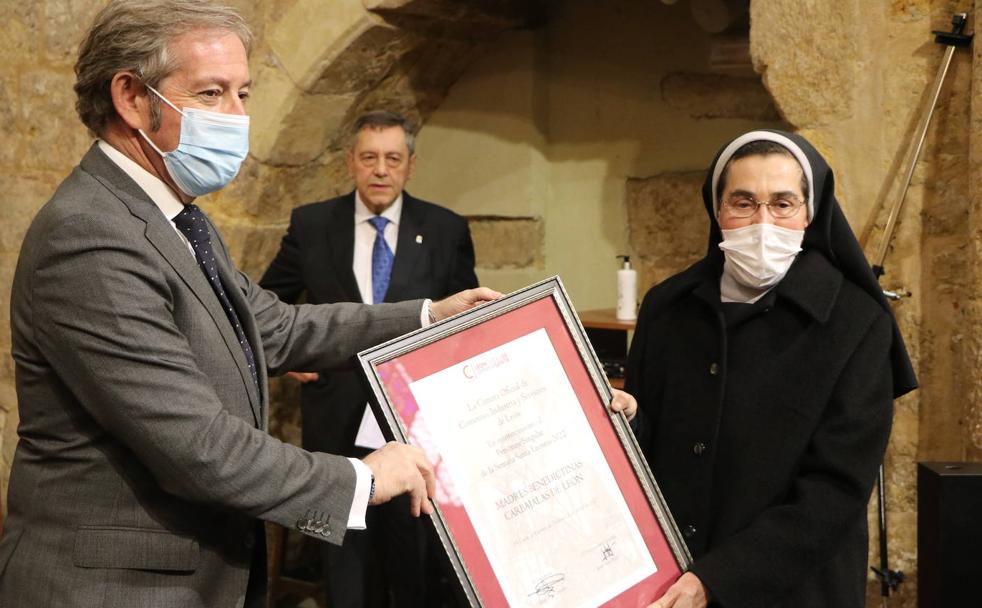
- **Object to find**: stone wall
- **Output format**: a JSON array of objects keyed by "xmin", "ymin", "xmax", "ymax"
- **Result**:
[
  {"xmin": 750, "ymin": 1, "xmax": 977, "ymax": 606},
  {"xmin": 412, "ymin": 0, "xmax": 787, "ymax": 308},
  {"xmin": 2, "ymin": 1, "xmax": 981, "ymax": 606}
]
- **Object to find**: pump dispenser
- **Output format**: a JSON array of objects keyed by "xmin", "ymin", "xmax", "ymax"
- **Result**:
[{"xmin": 616, "ymin": 255, "xmax": 637, "ymax": 321}]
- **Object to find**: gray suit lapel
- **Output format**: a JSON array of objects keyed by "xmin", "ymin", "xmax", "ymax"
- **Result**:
[
  {"xmin": 147, "ymin": 220, "xmax": 263, "ymax": 427},
  {"xmin": 80, "ymin": 145, "xmax": 263, "ymax": 426}
]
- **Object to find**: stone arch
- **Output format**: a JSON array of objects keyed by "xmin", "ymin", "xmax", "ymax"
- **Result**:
[{"xmin": 202, "ymin": 0, "xmax": 546, "ymax": 278}]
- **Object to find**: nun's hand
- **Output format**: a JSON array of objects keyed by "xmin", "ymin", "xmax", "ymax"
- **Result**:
[
  {"xmin": 648, "ymin": 573, "xmax": 709, "ymax": 608},
  {"xmin": 609, "ymin": 388, "xmax": 637, "ymax": 422}
]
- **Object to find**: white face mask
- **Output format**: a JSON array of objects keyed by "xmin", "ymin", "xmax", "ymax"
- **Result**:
[{"xmin": 718, "ymin": 223, "xmax": 805, "ymax": 290}]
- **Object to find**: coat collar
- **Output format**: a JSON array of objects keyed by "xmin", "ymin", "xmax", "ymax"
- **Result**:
[
  {"xmin": 775, "ymin": 249, "xmax": 842, "ymax": 323},
  {"xmin": 688, "ymin": 249, "xmax": 841, "ymax": 324}
]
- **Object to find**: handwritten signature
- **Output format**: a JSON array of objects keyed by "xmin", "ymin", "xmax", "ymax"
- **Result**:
[
  {"xmin": 528, "ymin": 573, "xmax": 566, "ymax": 599},
  {"xmin": 601, "ymin": 542, "xmax": 615, "ymax": 561}
]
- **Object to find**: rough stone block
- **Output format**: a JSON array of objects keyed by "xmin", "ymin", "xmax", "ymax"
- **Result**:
[
  {"xmin": 212, "ymin": 221, "xmax": 295, "ymax": 281},
  {"xmin": 2, "ymin": 174, "xmax": 62, "ymax": 253},
  {"xmin": 209, "ymin": 154, "xmax": 351, "ymax": 225},
  {"xmin": 0, "ymin": 352, "xmax": 13, "ymax": 408},
  {"xmin": 42, "ymin": 0, "xmax": 103, "ymax": 65},
  {"xmin": 0, "ymin": 398, "xmax": 17, "ymax": 512},
  {"xmin": 267, "ymin": 92, "xmax": 359, "ymax": 165},
  {"xmin": 750, "ymin": 0, "xmax": 861, "ymax": 127},
  {"xmin": 0, "ymin": 71, "xmax": 20, "ymax": 168},
  {"xmin": 18, "ymin": 67, "xmax": 92, "ymax": 172},
  {"xmin": 392, "ymin": 36, "xmax": 479, "ymax": 96},
  {"xmin": 0, "ymin": 3, "xmax": 38, "ymax": 66},
  {"xmin": 0, "ymin": 255, "xmax": 16, "ymax": 348},
  {"xmin": 661, "ymin": 72, "xmax": 780, "ymax": 121},
  {"xmin": 626, "ymin": 172, "xmax": 708, "ymax": 291},
  {"xmin": 226, "ymin": 0, "xmax": 266, "ymax": 40},
  {"xmin": 364, "ymin": 0, "xmax": 538, "ymax": 36},
  {"xmin": 310, "ymin": 24, "xmax": 418, "ymax": 96},
  {"xmin": 267, "ymin": 376, "xmax": 302, "ymax": 447},
  {"xmin": 265, "ymin": 0, "xmax": 374, "ymax": 90},
  {"xmin": 467, "ymin": 216, "xmax": 543, "ymax": 269}
]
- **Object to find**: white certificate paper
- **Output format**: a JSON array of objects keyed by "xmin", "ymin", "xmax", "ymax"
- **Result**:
[
  {"xmin": 409, "ymin": 328, "xmax": 656, "ymax": 607},
  {"xmin": 354, "ymin": 404, "xmax": 386, "ymax": 449}
]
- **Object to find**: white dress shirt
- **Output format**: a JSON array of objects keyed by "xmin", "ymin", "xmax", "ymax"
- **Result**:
[
  {"xmin": 353, "ymin": 192, "xmax": 403, "ymax": 304},
  {"xmin": 96, "ymin": 140, "xmax": 374, "ymax": 529}
]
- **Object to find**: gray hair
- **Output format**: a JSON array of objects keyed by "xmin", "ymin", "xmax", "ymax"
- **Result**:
[
  {"xmin": 350, "ymin": 111, "xmax": 418, "ymax": 155},
  {"xmin": 74, "ymin": 0, "xmax": 253, "ymax": 136}
]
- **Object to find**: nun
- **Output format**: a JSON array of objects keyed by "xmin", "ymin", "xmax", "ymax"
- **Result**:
[{"xmin": 626, "ymin": 130, "xmax": 917, "ymax": 608}]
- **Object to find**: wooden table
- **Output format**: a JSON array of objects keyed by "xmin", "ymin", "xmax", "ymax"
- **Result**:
[{"xmin": 577, "ymin": 308, "xmax": 636, "ymax": 389}]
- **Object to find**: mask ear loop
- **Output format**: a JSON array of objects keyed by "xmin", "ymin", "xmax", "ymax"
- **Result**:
[
  {"xmin": 138, "ymin": 84, "xmax": 187, "ymax": 157},
  {"xmin": 144, "ymin": 84, "xmax": 187, "ymax": 118}
]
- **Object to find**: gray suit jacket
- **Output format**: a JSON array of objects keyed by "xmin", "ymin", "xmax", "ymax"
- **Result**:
[{"xmin": 0, "ymin": 144, "xmax": 423, "ymax": 607}]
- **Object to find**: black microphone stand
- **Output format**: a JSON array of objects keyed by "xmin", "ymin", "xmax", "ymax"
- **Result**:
[{"xmin": 869, "ymin": 13, "xmax": 972, "ymax": 608}]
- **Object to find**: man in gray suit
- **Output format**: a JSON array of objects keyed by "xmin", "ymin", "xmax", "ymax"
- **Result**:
[{"xmin": 0, "ymin": 1, "xmax": 496, "ymax": 606}]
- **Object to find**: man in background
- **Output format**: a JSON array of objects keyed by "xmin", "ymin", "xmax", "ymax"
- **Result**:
[{"xmin": 261, "ymin": 111, "xmax": 478, "ymax": 607}]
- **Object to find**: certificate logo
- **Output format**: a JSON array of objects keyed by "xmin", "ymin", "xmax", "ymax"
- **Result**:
[{"xmin": 462, "ymin": 352, "xmax": 510, "ymax": 380}]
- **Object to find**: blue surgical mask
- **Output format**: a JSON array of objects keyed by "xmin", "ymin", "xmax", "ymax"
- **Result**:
[{"xmin": 138, "ymin": 85, "xmax": 249, "ymax": 197}]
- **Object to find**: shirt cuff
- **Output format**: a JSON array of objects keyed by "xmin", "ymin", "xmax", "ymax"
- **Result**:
[
  {"xmin": 421, "ymin": 298, "xmax": 434, "ymax": 327},
  {"xmin": 347, "ymin": 457, "xmax": 372, "ymax": 530}
]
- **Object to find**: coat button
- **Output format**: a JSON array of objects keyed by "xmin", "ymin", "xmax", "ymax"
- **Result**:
[
  {"xmin": 709, "ymin": 362, "xmax": 719, "ymax": 376},
  {"xmin": 683, "ymin": 525, "xmax": 697, "ymax": 539},
  {"xmin": 693, "ymin": 441, "xmax": 708, "ymax": 456}
]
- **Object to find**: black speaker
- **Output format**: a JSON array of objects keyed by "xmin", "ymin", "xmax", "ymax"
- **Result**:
[{"xmin": 917, "ymin": 461, "xmax": 982, "ymax": 607}]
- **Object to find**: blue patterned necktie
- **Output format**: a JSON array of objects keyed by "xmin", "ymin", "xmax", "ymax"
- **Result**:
[
  {"xmin": 368, "ymin": 216, "xmax": 394, "ymax": 304},
  {"xmin": 173, "ymin": 204, "xmax": 259, "ymax": 389}
]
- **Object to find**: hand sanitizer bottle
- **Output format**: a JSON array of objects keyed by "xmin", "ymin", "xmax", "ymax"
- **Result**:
[{"xmin": 616, "ymin": 255, "xmax": 637, "ymax": 321}]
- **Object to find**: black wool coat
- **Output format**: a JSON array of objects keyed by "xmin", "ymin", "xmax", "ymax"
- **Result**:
[{"xmin": 626, "ymin": 249, "xmax": 894, "ymax": 608}]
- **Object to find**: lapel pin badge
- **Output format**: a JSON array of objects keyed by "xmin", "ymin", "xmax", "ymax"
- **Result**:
[{"xmin": 415, "ymin": 235, "xmax": 423, "ymax": 244}]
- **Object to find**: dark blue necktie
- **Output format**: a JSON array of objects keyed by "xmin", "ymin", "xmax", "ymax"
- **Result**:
[
  {"xmin": 368, "ymin": 216, "xmax": 394, "ymax": 304},
  {"xmin": 173, "ymin": 204, "xmax": 259, "ymax": 389}
]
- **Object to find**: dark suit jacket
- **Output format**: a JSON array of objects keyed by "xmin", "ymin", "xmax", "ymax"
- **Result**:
[
  {"xmin": 0, "ymin": 145, "xmax": 424, "ymax": 607},
  {"xmin": 260, "ymin": 191, "xmax": 478, "ymax": 456}
]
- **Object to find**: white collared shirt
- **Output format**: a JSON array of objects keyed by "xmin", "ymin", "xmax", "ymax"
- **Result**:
[
  {"xmin": 97, "ymin": 140, "xmax": 192, "ymax": 252},
  {"xmin": 353, "ymin": 192, "xmax": 402, "ymax": 304},
  {"xmin": 96, "ymin": 139, "xmax": 374, "ymax": 530}
]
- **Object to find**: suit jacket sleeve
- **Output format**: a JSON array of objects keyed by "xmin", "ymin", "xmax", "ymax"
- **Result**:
[
  {"xmin": 30, "ymin": 213, "xmax": 418, "ymax": 545},
  {"xmin": 206, "ymin": 222, "xmax": 423, "ymax": 376},
  {"xmin": 258, "ymin": 207, "xmax": 306, "ymax": 304}
]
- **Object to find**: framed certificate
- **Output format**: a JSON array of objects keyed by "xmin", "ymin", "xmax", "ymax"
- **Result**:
[{"xmin": 358, "ymin": 277, "xmax": 692, "ymax": 607}]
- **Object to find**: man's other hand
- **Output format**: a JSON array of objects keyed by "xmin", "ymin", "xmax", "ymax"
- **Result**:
[
  {"xmin": 430, "ymin": 287, "xmax": 501, "ymax": 321},
  {"xmin": 362, "ymin": 442, "xmax": 436, "ymax": 517},
  {"xmin": 609, "ymin": 388, "xmax": 637, "ymax": 422},
  {"xmin": 286, "ymin": 371, "xmax": 319, "ymax": 383},
  {"xmin": 648, "ymin": 572, "xmax": 709, "ymax": 608}
]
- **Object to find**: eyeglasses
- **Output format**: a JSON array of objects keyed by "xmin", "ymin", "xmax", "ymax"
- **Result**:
[{"xmin": 721, "ymin": 194, "xmax": 805, "ymax": 219}]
